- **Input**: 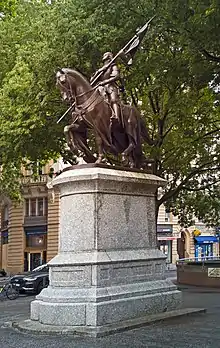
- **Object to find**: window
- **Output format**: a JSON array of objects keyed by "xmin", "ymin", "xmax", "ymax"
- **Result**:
[
  {"xmin": 25, "ymin": 200, "xmax": 29, "ymax": 217},
  {"xmin": 1, "ymin": 205, "xmax": 9, "ymax": 229},
  {"xmin": 38, "ymin": 198, "xmax": 44, "ymax": 216},
  {"xmin": 158, "ymin": 240, "xmax": 172, "ymax": 263},
  {"xmin": 26, "ymin": 234, "xmax": 47, "ymax": 248},
  {"xmin": 165, "ymin": 211, "xmax": 170, "ymax": 222},
  {"xmin": 3, "ymin": 205, "xmax": 9, "ymax": 221},
  {"xmin": 1, "ymin": 235, "xmax": 8, "ymax": 245},
  {"xmin": 30, "ymin": 199, "xmax": 36, "ymax": 216},
  {"xmin": 1, "ymin": 206, "xmax": 9, "ymax": 244},
  {"xmin": 29, "ymin": 161, "xmax": 45, "ymax": 176},
  {"xmin": 25, "ymin": 198, "xmax": 48, "ymax": 217}
]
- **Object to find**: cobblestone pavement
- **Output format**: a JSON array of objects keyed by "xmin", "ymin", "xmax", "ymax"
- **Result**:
[{"xmin": 1, "ymin": 287, "xmax": 220, "ymax": 348}]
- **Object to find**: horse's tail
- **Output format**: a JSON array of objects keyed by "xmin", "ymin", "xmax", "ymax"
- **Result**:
[{"xmin": 139, "ymin": 118, "xmax": 154, "ymax": 146}]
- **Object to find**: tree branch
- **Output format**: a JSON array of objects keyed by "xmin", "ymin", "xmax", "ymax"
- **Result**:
[
  {"xmin": 191, "ymin": 128, "xmax": 220, "ymax": 144},
  {"xmin": 200, "ymin": 49, "xmax": 220, "ymax": 63},
  {"xmin": 130, "ymin": 89, "xmax": 138, "ymax": 107},
  {"xmin": 161, "ymin": 124, "xmax": 174, "ymax": 141},
  {"xmin": 182, "ymin": 180, "xmax": 220, "ymax": 192},
  {"xmin": 157, "ymin": 162, "xmax": 220, "ymax": 206},
  {"xmin": 154, "ymin": 90, "xmax": 160, "ymax": 114},
  {"xmin": 148, "ymin": 91, "xmax": 157, "ymax": 115}
]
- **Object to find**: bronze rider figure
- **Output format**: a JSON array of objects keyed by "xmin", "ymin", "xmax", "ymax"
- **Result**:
[{"xmin": 90, "ymin": 52, "xmax": 121, "ymax": 123}]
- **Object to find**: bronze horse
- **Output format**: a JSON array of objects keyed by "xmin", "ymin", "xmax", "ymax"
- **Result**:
[{"xmin": 56, "ymin": 68, "xmax": 154, "ymax": 168}]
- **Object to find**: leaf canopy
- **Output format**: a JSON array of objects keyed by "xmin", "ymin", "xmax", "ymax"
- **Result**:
[{"xmin": 0, "ymin": 0, "xmax": 220, "ymax": 226}]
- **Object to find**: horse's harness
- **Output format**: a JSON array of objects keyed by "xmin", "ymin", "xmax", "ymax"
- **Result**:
[{"xmin": 58, "ymin": 73, "xmax": 103, "ymax": 126}]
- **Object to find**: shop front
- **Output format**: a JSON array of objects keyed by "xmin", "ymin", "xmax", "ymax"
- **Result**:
[
  {"xmin": 24, "ymin": 226, "xmax": 47, "ymax": 271},
  {"xmin": 194, "ymin": 236, "xmax": 219, "ymax": 260},
  {"xmin": 157, "ymin": 225, "xmax": 175, "ymax": 264},
  {"xmin": 1, "ymin": 205, "xmax": 9, "ymax": 271},
  {"xmin": 1, "ymin": 230, "xmax": 8, "ymax": 271}
]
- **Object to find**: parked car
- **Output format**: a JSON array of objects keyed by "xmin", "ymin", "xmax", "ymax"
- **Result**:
[{"xmin": 10, "ymin": 264, "xmax": 49, "ymax": 294}]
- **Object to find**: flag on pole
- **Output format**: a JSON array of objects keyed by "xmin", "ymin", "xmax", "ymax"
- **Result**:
[
  {"xmin": 57, "ymin": 16, "xmax": 156, "ymax": 123},
  {"xmin": 91, "ymin": 16, "xmax": 156, "ymax": 86},
  {"xmin": 122, "ymin": 15, "xmax": 156, "ymax": 65}
]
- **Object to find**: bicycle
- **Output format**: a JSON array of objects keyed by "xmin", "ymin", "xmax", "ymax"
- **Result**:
[{"xmin": 0, "ymin": 282, "xmax": 19, "ymax": 300}]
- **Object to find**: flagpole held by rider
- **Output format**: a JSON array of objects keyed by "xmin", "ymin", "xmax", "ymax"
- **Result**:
[{"xmin": 56, "ymin": 15, "xmax": 156, "ymax": 124}]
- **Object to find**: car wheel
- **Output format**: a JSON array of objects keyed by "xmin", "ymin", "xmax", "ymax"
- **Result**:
[
  {"xmin": 36, "ymin": 281, "xmax": 44, "ymax": 294},
  {"xmin": 36, "ymin": 279, "xmax": 49, "ymax": 294}
]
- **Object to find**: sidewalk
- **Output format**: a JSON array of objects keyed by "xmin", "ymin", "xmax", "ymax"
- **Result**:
[
  {"xmin": 1, "ymin": 287, "xmax": 220, "ymax": 348},
  {"xmin": 165, "ymin": 268, "xmax": 177, "ymax": 283}
]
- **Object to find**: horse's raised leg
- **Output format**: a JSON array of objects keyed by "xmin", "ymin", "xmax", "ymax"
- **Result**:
[
  {"xmin": 76, "ymin": 137, "xmax": 96, "ymax": 163},
  {"xmin": 64, "ymin": 125, "xmax": 78, "ymax": 155}
]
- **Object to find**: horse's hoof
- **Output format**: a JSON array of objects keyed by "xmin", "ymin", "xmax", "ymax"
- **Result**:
[
  {"xmin": 95, "ymin": 159, "xmax": 102, "ymax": 164},
  {"xmin": 122, "ymin": 157, "xmax": 129, "ymax": 166}
]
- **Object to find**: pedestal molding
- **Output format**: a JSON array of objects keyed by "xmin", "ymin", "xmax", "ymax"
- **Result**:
[{"xmin": 30, "ymin": 166, "xmax": 181, "ymax": 335}]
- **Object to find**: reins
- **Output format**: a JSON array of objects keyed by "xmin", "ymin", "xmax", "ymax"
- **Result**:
[{"xmin": 58, "ymin": 73, "xmax": 103, "ymax": 115}]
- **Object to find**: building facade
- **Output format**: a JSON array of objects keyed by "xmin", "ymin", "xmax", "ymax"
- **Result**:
[
  {"xmin": 0, "ymin": 162, "xmax": 219, "ymax": 273},
  {"xmin": 0, "ymin": 170, "xmax": 59, "ymax": 274},
  {"xmin": 157, "ymin": 204, "xmax": 219, "ymax": 264}
]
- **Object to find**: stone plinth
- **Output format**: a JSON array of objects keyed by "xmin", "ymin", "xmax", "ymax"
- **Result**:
[{"xmin": 30, "ymin": 165, "xmax": 182, "ymax": 335}]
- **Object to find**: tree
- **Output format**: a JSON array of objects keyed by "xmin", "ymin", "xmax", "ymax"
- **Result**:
[
  {"xmin": 0, "ymin": 0, "xmax": 220, "ymax": 226},
  {"xmin": 0, "ymin": 0, "xmax": 18, "ymax": 18}
]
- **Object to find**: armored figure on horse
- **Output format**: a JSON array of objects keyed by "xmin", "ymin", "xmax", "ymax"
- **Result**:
[{"xmin": 56, "ymin": 17, "xmax": 155, "ymax": 169}]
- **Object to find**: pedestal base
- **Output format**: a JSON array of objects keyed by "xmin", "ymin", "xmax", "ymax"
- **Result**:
[
  {"xmin": 16, "ymin": 307, "xmax": 207, "ymax": 337},
  {"xmin": 31, "ymin": 249, "xmax": 181, "ymax": 333},
  {"xmin": 30, "ymin": 166, "xmax": 182, "ymax": 335}
]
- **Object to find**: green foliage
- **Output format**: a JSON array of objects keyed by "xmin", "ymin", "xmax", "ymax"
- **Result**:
[
  {"xmin": 0, "ymin": 0, "xmax": 18, "ymax": 18},
  {"xmin": 168, "ymin": 187, "xmax": 220, "ymax": 228},
  {"xmin": 0, "ymin": 0, "xmax": 220, "ymax": 226}
]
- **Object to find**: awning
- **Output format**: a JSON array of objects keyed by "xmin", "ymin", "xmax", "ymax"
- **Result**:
[
  {"xmin": 24, "ymin": 226, "xmax": 47, "ymax": 235},
  {"xmin": 1, "ymin": 230, "xmax": 8, "ymax": 237},
  {"xmin": 157, "ymin": 237, "xmax": 177, "ymax": 241},
  {"xmin": 195, "ymin": 236, "xmax": 219, "ymax": 244},
  {"xmin": 157, "ymin": 225, "xmax": 173, "ymax": 233}
]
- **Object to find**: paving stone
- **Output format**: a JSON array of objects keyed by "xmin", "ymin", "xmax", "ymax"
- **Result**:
[{"xmin": 1, "ymin": 288, "xmax": 220, "ymax": 348}]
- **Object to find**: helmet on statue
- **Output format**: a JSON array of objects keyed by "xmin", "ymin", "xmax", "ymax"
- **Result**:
[{"xmin": 102, "ymin": 52, "xmax": 113, "ymax": 62}]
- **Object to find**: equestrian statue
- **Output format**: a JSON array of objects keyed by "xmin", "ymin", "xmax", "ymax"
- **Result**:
[{"xmin": 56, "ymin": 17, "xmax": 156, "ymax": 169}]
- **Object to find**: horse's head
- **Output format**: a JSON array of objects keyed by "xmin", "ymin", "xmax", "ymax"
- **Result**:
[
  {"xmin": 56, "ymin": 67, "xmax": 93, "ymax": 108},
  {"xmin": 56, "ymin": 68, "xmax": 75, "ymax": 104}
]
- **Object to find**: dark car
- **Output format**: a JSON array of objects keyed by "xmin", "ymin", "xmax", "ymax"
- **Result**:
[{"xmin": 10, "ymin": 264, "xmax": 49, "ymax": 294}]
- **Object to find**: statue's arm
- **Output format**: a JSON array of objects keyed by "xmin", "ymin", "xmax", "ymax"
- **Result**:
[
  {"xmin": 98, "ymin": 65, "xmax": 120, "ymax": 86},
  {"xmin": 90, "ymin": 66, "xmax": 106, "ymax": 83}
]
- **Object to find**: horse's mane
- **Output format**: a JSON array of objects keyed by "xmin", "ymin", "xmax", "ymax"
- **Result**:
[{"xmin": 62, "ymin": 68, "xmax": 90, "ymax": 86}]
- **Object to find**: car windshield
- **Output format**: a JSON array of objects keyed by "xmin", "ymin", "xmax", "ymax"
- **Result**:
[{"xmin": 32, "ymin": 264, "xmax": 48, "ymax": 272}]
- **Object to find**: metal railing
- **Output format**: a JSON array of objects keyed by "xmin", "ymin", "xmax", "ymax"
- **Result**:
[
  {"xmin": 21, "ymin": 174, "xmax": 49, "ymax": 185},
  {"xmin": 176, "ymin": 255, "xmax": 220, "ymax": 265}
]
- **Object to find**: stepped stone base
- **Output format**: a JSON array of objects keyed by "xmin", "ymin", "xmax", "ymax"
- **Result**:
[
  {"xmin": 30, "ymin": 165, "xmax": 182, "ymax": 335},
  {"xmin": 16, "ymin": 307, "xmax": 206, "ymax": 337}
]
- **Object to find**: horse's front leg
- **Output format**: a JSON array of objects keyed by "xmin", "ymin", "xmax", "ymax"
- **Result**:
[
  {"xmin": 95, "ymin": 134, "xmax": 104, "ymax": 164},
  {"xmin": 121, "ymin": 136, "xmax": 135, "ymax": 167}
]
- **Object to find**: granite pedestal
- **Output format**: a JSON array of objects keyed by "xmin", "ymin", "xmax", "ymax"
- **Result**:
[{"xmin": 30, "ymin": 165, "xmax": 182, "ymax": 336}]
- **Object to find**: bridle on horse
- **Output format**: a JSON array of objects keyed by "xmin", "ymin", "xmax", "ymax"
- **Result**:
[{"xmin": 57, "ymin": 73, "xmax": 103, "ymax": 117}]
